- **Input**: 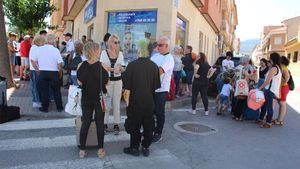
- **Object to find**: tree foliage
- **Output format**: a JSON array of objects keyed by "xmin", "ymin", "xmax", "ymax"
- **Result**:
[{"xmin": 3, "ymin": 0, "xmax": 55, "ymax": 34}]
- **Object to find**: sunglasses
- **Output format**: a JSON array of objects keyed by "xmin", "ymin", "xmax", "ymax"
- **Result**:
[
  {"xmin": 113, "ymin": 41, "xmax": 120, "ymax": 45},
  {"xmin": 157, "ymin": 44, "xmax": 167, "ymax": 47}
]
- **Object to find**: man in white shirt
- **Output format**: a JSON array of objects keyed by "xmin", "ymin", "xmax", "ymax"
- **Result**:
[
  {"xmin": 63, "ymin": 33, "xmax": 74, "ymax": 88},
  {"xmin": 64, "ymin": 33, "xmax": 75, "ymax": 53},
  {"xmin": 31, "ymin": 34, "xmax": 64, "ymax": 113},
  {"xmin": 222, "ymin": 51, "xmax": 235, "ymax": 72},
  {"xmin": 150, "ymin": 36, "xmax": 174, "ymax": 143}
]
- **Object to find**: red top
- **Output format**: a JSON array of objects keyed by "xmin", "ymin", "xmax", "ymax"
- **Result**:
[{"xmin": 20, "ymin": 40, "xmax": 31, "ymax": 57}]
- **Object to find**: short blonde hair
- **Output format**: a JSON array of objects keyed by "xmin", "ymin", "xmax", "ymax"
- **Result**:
[
  {"xmin": 32, "ymin": 35, "xmax": 46, "ymax": 46},
  {"xmin": 83, "ymin": 42, "xmax": 100, "ymax": 60},
  {"xmin": 46, "ymin": 34, "xmax": 56, "ymax": 44},
  {"xmin": 173, "ymin": 45, "xmax": 183, "ymax": 55}
]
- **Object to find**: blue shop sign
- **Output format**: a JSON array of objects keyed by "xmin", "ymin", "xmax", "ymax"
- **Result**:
[
  {"xmin": 109, "ymin": 11, "xmax": 157, "ymax": 24},
  {"xmin": 84, "ymin": 0, "xmax": 97, "ymax": 23}
]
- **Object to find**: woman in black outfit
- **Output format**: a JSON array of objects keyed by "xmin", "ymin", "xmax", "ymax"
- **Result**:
[
  {"xmin": 77, "ymin": 42, "xmax": 108, "ymax": 158},
  {"xmin": 190, "ymin": 52, "xmax": 211, "ymax": 116},
  {"xmin": 257, "ymin": 58, "xmax": 268, "ymax": 88}
]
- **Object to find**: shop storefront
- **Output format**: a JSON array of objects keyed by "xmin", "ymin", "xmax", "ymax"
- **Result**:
[{"xmin": 65, "ymin": 0, "xmax": 219, "ymax": 64}]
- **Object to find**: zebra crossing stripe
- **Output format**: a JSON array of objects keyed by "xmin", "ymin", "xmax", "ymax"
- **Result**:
[
  {"xmin": 0, "ymin": 132, "xmax": 130, "ymax": 151},
  {"xmin": 0, "ymin": 116, "xmax": 127, "ymax": 131},
  {"xmin": 3, "ymin": 149, "xmax": 190, "ymax": 169}
]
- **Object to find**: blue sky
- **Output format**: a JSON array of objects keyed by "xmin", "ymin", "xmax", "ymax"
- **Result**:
[{"xmin": 235, "ymin": 0, "xmax": 300, "ymax": 41}]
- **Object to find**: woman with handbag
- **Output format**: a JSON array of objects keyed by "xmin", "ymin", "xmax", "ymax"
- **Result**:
[
  {"xmin": 100, "ymin": 35, "xmax": 125, "ymax": 135},
  {"xmin": 258, "ymin": 52, "xmax": 282, "ymax": 128},
  {"xmin": 273, "ymin": 56, "xmax": 290, "ymax": 126},
  {"xmin": 77, "ymin": 42, "xmax": 108, "ymax": 158}
]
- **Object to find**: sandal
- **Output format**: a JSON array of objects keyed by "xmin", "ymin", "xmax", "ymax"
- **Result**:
[
  {"xmin": 97, "ymin": 148, "xmax": 106, "ymax": 159},
  {"xmin": 260, "ymin": 123, "xmax": 272, "ymax": 128},
  {"xmin": 256, "ymin": 120, "xmax": 264, "ymax": 126},
  {"xmin": 79, "ymin": 150, "xmax": 87, "ymax": 159},
  {"xmin": 273, "ymin": 119, "xmax": 284, "ymax": 126}
]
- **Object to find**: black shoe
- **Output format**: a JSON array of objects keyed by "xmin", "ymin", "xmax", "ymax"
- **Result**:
[
  {"xmin": 123, "ymin": 147, "xmax": 140, "ymax": 156},
  {"xmin": 113, "ymin": 125, "xmax": 120, "ymax": 135},
  {"xmin": 141, "ymin": 147, "xmax": 150, "ymax": 157},
  {"xmin": 57, "ymin": 108, "xmax": 64, "ymax": 112},
  {"xmin": 152, "ymin": 134, "xmax": 162, "ymax": 143},
  {"xmin": 39, "ymin": 108, "xmax": 48, "ymax": 113}
]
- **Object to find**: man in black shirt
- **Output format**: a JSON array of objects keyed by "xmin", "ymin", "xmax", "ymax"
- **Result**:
[{"xmin": 122, "ymin": 40, "xmax": 161, "ymax": 157}]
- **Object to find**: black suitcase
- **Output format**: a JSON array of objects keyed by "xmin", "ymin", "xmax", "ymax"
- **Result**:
[{"xmin": 0, "ymin": 106, "xmax": 20, "ymax": 124}]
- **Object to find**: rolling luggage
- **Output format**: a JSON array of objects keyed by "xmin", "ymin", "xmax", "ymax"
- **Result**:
[
  {"xmin": 0, "ymin": 106, "xmax": 20, "ymax": 124},
  {"xmin": 243, "ymin": 107, "xmax": 259, "ymax": 120}
]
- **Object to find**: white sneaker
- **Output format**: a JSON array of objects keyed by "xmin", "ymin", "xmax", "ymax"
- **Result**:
[
  {"xmin": 189, "ymin": 109, "xmax": 196, "ymax": 115},
  {"xmin": 33, "ymin": 102, "xmax": 41, "ymax": 108},
  {"xmin": 204, "ymin": 111, "xmax": 209, "ymax": 116}
]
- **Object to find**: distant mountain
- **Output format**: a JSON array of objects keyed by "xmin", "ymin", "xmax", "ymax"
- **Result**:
[{"xmin": 240, "ymin": 38, "xmax": 260, "ymax": 54}]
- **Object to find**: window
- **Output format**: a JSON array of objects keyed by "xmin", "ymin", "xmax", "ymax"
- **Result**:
[
  {"xmin": 176, "ymin": 17, "xmax": 187, "ymax": 46},
  {"xmin": 287, "ymin": 53, "xmax": 291, "ymax": 60},
  {"xmin": 199, "ymin": 32, "xmax": 203, "ymax": 52},
  {"xmin": 206, "ymin": 37, "xmax": 209, "ymax": 54},
  {"xmin": 274, "ymin": 37, "xmax": 282, "ymax": 45},
  {"xmin": 293, "ymin": 51, "xmax": 298, "ymax": 63},
  {"xmin": 88, "ymin": 24, "xmax": 94, "ymax": 40},
  {"xmin": 204, "ymin": 35, "xmax": 207, "ymax": 54}
]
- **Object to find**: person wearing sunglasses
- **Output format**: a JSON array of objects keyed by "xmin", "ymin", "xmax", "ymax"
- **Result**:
[
  {"xmin": 100, "ymin": 34, "xmax": 125, "ymax": 135},
  {"xmin": 150, "ymin": 36, "xmax": 174, "ymax": 143}
]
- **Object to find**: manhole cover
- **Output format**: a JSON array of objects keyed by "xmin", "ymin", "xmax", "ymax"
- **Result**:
[{"xmin": 174, "ymin": 122, "xmax": 217, "ymax": 135}]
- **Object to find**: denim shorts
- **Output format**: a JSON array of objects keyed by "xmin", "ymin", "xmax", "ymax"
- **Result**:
[
  {"xmin": 220, "ymin": 94, "xmax": 229, "ymax": 105},
  {"xmin": 9, "ymin": 54, "xmax": 16, "ymax": 65}
]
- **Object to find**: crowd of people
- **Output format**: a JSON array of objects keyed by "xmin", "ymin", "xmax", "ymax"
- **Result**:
[{"xmin": 6, "ymin": 30, "xmax": 292, "ymax": 159}]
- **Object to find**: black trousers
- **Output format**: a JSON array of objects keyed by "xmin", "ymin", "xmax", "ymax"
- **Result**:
[
  {"xmin": 37, "ymin": 71, "xmax": 63, "ymax": 110},
  {"xmin": 125, "ymin": 106, "xmax": 154, "ymax": 149},
  {"xmin": 192, "ymin": 81, "xmax": 209, "ymax": 111},
  {"xmin": 79, "ymin": 104, "xmax": 104, "ymax": 150},
  {"xmin": 153, "ymin": 92, "xmax": 168, "ymax": 135},
  {"xmin": 233, "ymin": 98, "xmax": 247, "ymax": 118}
]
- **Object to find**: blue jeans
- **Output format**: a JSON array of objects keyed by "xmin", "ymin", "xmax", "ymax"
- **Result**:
[
  {"xmin": 256, "ymin": 78, "xmax": 265, "ymax": 88},
  {"xmin": 215, "ymin": 75, "xmax": 223, "ymax": 94},
  {"xmin": 153, "ymin": 92, "xmax": 168, "ymax": 135},
  {"xmin": 173, "ymin": 71, "xmax": 181, "ymax": 95},
  {"xmin": 220, "ymin": 94, "xmax": 229, "ymax": 105},
  {"xmin": 259, "ymin": 89, "xmax": 274, "ymax": 123},
  {"xmin": 71, "ymin": 75, "xmax": 78, "ymax": 86},
  {"xmin": 30, "ymin": 70, "xmax": 40, "ymax": 103}
]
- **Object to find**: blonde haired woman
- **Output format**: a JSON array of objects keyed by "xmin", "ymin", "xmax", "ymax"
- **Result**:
[
  {"xmin": 77, "ymin": 42, "xmax": 108, "ymax": 158},
  {"xmin": 100, "ymin": 34, "xmax": 125, "ymax": 134},
  {"xmin": 29, "ymin": 35, "xmax": 46, "ymax": 108},
  {"xmin": 172, "ymin": 46, "xmax": 183, "ymax": 97}
]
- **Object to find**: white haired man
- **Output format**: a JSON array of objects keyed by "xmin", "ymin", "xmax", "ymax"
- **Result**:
[
  {"xmin": 150, "ymin": 36, "xmax": 174, "ymax": 143},
  {"xmin": 31, "ymin": 34, "xmax": 64, "ymax": 112}
]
